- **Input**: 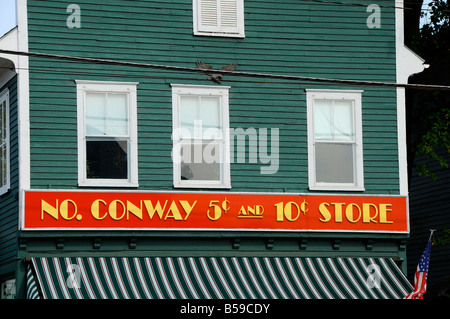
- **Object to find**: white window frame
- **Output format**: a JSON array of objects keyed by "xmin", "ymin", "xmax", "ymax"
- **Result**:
[
  {"xmin": 0, "ymin": 89, "xmax": 10, "ymax": 195},
  {"xmin": 306, "ymin": 89, "xmax": 365, "ymax": 191},
  {"xmin": 193, "ymin": 0, "xmax": 245, "ymax": 38},
  {"xmin": 76, "ymin": 80, "xmax": 139, "ymax": 187},
  {"xmin": 172, "ymin": 84, "xmax": 231, "ymax": 189}
]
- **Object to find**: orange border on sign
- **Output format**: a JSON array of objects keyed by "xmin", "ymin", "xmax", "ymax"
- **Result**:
[{"xmin": 23, "ymin": 190, "xmax": 408, "ymax": 232}]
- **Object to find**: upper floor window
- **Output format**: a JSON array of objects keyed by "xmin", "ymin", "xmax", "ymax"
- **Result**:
[
  {"xmin": 0, "ymin": 89, "xmax": 10, "ymax": 195},
  {"xmin": 306, "ymin": 89, "xmax": 365, "ymax": 191},
  {"xmin": 76, "ymin": 80, "xmax": 139, "ymax": 187},
  {"xmin": 172, "ymin": 84, "xmax": 231, "ymax": 188},
  {"xmin": 193, "ymin": 0, "xmax": 245, "ymax": 37}
]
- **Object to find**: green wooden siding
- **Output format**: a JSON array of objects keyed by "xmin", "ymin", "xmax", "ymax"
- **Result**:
[
  {"xmin": 27, "ymin": 0, "xmax": 399, "ymax": 194},
  {"xmin": 0, "ymin": 75, "xmax": 19, "ymax": 267}
]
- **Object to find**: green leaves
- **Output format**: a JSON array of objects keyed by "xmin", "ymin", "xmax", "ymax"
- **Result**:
[{"xmin": 414, "ymin": 108, "xmax": 449, "ymax": 181}]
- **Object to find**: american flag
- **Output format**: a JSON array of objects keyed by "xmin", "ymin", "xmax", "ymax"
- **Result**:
[{"xmin": 405, "ymin": 235, "xmax": 432, "ymax": 299}]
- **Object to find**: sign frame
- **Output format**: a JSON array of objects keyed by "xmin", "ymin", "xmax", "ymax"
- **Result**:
[{"xmin": 21, "ymin": 189, "xmax": 409, "ymax": 234}]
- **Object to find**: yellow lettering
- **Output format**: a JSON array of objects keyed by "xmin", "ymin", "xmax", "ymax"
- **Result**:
[
  {"xmin": 207, "ymin": 200, "xmax": 222, "ymax": 220},
  {"xmin": 41, "ymin": 199, "xmax": 59, "ymax": 220},
  {"xmin": 318, "ymin": 201, "xmax": 395, "ymax": 225},
  {"xmin": 345, "ymin": 203, "xmax": 361, "ymax": 223},
  {"xmin": 242, "ymin": 205, "xmax": 264, "ymax": 216},
  {"xmin": 379, "ymin": 204, "xmax": 393, "ymax": 224},
  {"xmin": 165, "ymin": 201, "xmax": 183, "ymax": 220},
  {"xmin": 143, "ymin": 200, "xmax": 167, "ymax": 219},
  {"xmin": 318, "ymin": 202, "xmax": 331, "ymax": 222},
  {"xmin": 332, "ymin": 203, "xmax": 345, "ymax": 223},
  {"xmin": 59, "ymin": 199, "xmax": 77, "ymax": 220},
  {"xmin": 109, "ymin": 200, "xmax": 126, "ymax": 221},
  {"xmin": 179, "ymin": 200, "xmax": 196, "ymax": 220},
  {"xmin": 127, "ymin": 200, "xmax": 143, "ymax": 220},
  {"xmin": 362, "ymin": 203, "xmax": 378, "ymax": 223},
  {"xmin": 91, "ymin": 199, "xmax": 108, "ymax": 220},
  {"xmin": 256, "ymin": 205, "xmax": 264, "ymax": 215},
  {"xmin": 238, "ymin": 205, "xmax": 247, "ymax": 216},
  {"xmin": 284, "ymin": 202, "xmax": 300, "ymax": 221}
]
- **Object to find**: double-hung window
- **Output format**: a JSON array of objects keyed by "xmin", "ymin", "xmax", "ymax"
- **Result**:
[
  {"xmin": 0, "ymin": 89, "xmax": 10, "ymax": 195},
  {"xmin": 306, "ymin": 89, "xmax": 364, "ymax": 191},
  {"xmin": 76, "ymin": 80, "xmax": 138, "ymax": 187},
  {"xmin": 193, "ymin": 0, "xmax": 245, "ymax": 37},
  {"xmin": 172, "ymin": 84, "xmax": 231, "ymax": 188}
]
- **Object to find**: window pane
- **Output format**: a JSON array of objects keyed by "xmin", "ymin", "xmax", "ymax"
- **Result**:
[
  {"xmin": 1, "ymin": 100, "xmax": 6, "ymax": 141},
  {"xmin": 86, "ymin": 140, "xmax": 128, "ymax": 179},
  {"xmin": 180, "ymin": 141, "xmax": 221, "ymax": 181},
  {"xmin": 334, "ymin": 100, "xmax": 354, "ymax": 141},
  {"xmin": 201, "ymin": 96, "xmax": 221, "ymax": 138},
  {"xmin": 314, "ymin": 100, "xmax": 333, "ymax": 140},
  {"xmin": 108, "ymin": 94, "xmax": 128, "ymax": 136},
  {"xmin": 86, "ymin": 93, "xmax": 106, "ymax": 135},
  {"xmin": 180, "ymin": 96, "xmax": 221, "ymax": 139},
  {"xmin": 86, "ymin": 93, "xmax": 128, "ymax": 136},
  {"xmin": 314, "ymin": 100, "xmax": 355, "ymax": 141},
  {"xmin": 315, "ymin": 143, "xmax": 354, "ymax": 184},
  {"xmin": 1, "ymin": 145, "xmax": 5, "ymax": 186},
  {"xmin": 180, "ymin": 96, "xmax": 198, "ymax": 137}
]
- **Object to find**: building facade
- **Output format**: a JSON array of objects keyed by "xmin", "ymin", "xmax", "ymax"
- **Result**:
[{"xmin": 0, "ymin": 0, "xmax": 426, "ymax": 299}]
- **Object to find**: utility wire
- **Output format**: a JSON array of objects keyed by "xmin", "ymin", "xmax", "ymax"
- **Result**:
[
  {"xmin": 303, "ymin": 0, "xmax": 449, "ymax": 13},
  {"xmin": 1, "ymin": 49, "xmax": 449, "ymax": 90},
  {"xmin": 304, "ymin": 0, "xmax": 410, "ymax": 10}
]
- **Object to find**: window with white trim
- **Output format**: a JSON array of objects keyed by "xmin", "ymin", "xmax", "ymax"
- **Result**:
[
  {"xmin": 172, "ymin": 84, "xmax": 231, "ymax": 188},
  {"xmin": 306, "ymin": 89, "xmax": 365, "ymax": 191},
  {"xmin": 193, "ymin": 0, "xmax": 245, "ymax": 37},
  {"xmin": 76, "ymin": 80, "xmax": 139, "ymax": 187},
  {"xmin": 0, "ymin": 89, "xmax": 10, "ymax": 195}
]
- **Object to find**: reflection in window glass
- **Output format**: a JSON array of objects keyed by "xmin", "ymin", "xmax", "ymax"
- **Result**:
[
  {"xmin": 86, "ymin": 93, "xmax": 128, "ymax": 136},
  {"xmin": 315, "ymin": 143, "xmax": 354, "ymax": 183},
  {"xmin": 314, "ymin": 100, "xmax": 354, "ymax": 141},
  {"xmin": 0, "ymin": 92, "xmax": 9, "ymax": 192},
  {"xmin": 86, "ymin": 140, "xmax": 128, "ymax": 179},
  {"xmin": 180, "ymin": 141, "xmax": 221, "ymax": 181}
]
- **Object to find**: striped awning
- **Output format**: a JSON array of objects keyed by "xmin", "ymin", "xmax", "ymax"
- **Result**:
[{"xmin": 27, "ymin": 257, "xmax": 413, "ymax": 299}]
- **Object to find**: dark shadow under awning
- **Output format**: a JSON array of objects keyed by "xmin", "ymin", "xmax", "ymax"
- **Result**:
[{"xmin": 27, "ymin": 256, "xmax": 413, "ymax": 299}]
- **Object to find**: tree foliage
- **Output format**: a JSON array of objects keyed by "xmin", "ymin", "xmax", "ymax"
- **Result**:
[
  {"xmin": 405, "ymin": 1, "xmax": 450, "ymax": 249},
  {"xmin": 406, "ymin": 0, "xmax": 450, "ymax": 181}
]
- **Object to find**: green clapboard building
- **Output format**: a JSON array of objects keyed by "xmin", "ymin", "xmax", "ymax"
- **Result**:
[{"xmin": 0, "ymin": 0, "xmax": 428, "ymax": 299}]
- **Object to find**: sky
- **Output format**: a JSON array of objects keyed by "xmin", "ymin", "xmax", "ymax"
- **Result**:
[
  {"xmin": 0, "ymin": 0, "xmax": 436, "ymax": 39},
  {"xmin": 0, "ymin": 0, "xmax": 17, "ymax": 38}
]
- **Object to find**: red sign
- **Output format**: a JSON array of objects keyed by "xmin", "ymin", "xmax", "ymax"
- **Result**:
[{"xmin": 23, "ymin": 190, "xmax": 408, "ymax": 233}]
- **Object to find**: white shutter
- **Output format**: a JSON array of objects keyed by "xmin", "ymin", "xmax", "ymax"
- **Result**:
[
  {"xmin": 196, "ymin": 0, "xmax": 244, "ymax": 36},
  {"xmin": 220, "ymin": 0, "xmax": 238, "ymax": 31},
  {"xmin": 199, "ymin": 0, "xmax": 219, "ymax": 31}
]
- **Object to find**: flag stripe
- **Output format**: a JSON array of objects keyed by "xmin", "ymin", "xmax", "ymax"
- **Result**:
[{"xmin": 405, "ymin": 237, "xmax": 432, "ymax": 299}]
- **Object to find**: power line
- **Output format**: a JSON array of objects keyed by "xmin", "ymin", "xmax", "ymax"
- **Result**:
[
  {"xmin": 304, "ymin": 0, "xmax": 449, "ymax": 13},
  {"xmin": 304, "ymin": 0, "xmax": 411, "ymax": 10},
  {"xmin": 1, "ymin": 49, "xmax": 449, "ymax": 90}
]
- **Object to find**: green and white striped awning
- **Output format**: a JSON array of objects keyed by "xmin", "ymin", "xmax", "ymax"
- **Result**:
[{"xmin": 27, "ymin": 257, "xmax": 413, "ymax": 299}]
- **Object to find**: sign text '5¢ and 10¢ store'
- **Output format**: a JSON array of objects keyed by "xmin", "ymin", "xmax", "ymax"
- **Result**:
[{"xmin": 23, "ymin": 191, "xmax": 408, "ymax": 233}]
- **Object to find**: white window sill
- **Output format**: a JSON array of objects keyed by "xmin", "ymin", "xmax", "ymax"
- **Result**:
[
  {"xmin": 309, "ymin": 185, "xmax": 365, "ymax": 192},
  {"xmin": 79, "ymin": 180, "xmax": 139, "ymax": 188},
  {"xmin": 194, "ymin": 31, "xmax": 245, "ymax": 38},
  {"xmin": 0, "ymin": 185, "xmax": 10, "ymax": 196},
  {"xmin": 174, "ymin": 182, "xmax": 231, "ymax": 189}
]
